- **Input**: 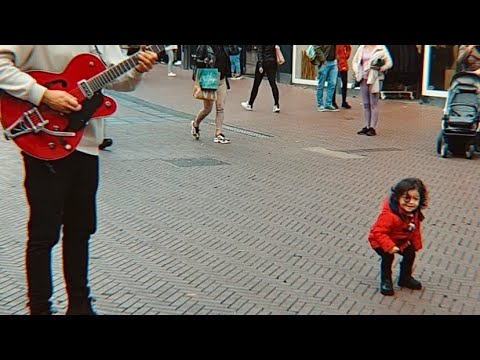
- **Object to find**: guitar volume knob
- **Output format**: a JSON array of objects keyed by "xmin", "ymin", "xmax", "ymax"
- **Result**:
[
  {"xmin": 48, "ymin": 142, "xmax": 55, "ymax": 149},
  {"xmin": 105, "ymin": 101, "xmax": 112, "ymax": 108}
]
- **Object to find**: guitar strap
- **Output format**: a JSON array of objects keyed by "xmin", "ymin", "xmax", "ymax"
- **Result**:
[{"xmin": 93, "ymin": 45, "xmax": 109, "ymax": 67}]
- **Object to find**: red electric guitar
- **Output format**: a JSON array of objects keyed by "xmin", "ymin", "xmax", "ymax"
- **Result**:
[{"xmin": 0, "ymin": 45, "xmax": 164, "ymax": 160}]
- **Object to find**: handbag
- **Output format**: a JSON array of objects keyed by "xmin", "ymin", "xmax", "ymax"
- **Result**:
[
  {"xmin": 193, "ymin": 68, "xmax": 218, "ymax": 101},
  {"xmin": 197, "ymin": 68, "xmax": 219, "ymax": 90},
  {"xmin": 306, "ymin": 45, "xmax": 315, "ymax": 61},
  {"xmin": 275, "ymin": 45, "xmax": 285, "ymax": 65}
]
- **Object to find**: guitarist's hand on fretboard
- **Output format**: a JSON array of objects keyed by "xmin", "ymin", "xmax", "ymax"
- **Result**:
[
  {"xmin": 135, "ymin": 45, "xmax": 158, "ymax": 74},
  {"xmin": 42, "ymin": 89, "xmax": 82, "ymax": 113}
]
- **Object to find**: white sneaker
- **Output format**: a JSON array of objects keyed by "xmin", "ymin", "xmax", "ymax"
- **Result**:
[
  {"xmin": 273, "ymin": 105, "xmax": 280, "ymax": 113},
  {"xmin": 214, "ymin": 133, "xmax": 230, "ymax": 144},
  {"xmin": 241, "ymin": 101, "xmax": 252, "ymax": 111},
  {"xmin": 167, "ymin": 72, "xmax": 177, "ymax": 77},
  {"xmin": 174, "ymin": 60, "xmax": 182, "ymax": 66}
]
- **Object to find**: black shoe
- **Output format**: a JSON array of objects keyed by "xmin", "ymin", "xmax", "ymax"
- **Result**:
[
  {"xmin": 366, "ymin": 128, "xmax": 377, "ymax": 136},
  {"xmin": 341, "ymin": 102, "xmax": 351, "ymax": 109},
  {"xmin": 357, "ymin": 127, "xmax": 369, "ymax": 135},
  {"xmin": 398, "ymin": 277, "xmax": 422, "ymax": 290},
  {"xmin": 66, "ymin": 297, "xmax": 97, "ymax": 315},
  {"xmin": 99, "ymin": 138, "xmax": 113, "ymax": 150},
  {"xmin": 380, "ymin": 278, "xmax": 394, "ymax": 296},
  {"xmin": 30, "ymin": 309, "xmax": 53, "ymax": 315}
]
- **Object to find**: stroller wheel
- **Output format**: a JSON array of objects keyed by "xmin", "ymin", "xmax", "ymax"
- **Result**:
[
  {"xmin": 436, "ymin": 133, "xmax": 443, "ymax": 155},
  {"xmin": 441, "ymin": 143, "xmax": 448, "ymax": 158},
  {"xmin": 466, "ymin": 144, "xmax": 475, "ymax": 159}
]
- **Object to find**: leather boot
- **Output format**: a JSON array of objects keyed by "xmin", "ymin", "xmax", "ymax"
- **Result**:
[
  {"xmin": 380, "ymin": 276, "xmax": 394, "ymax": 296},
  {"xmin": 398, "ymin": 246, "xmax": 422, "ymax": 290},
  {"xmin": 379, "ymin": 256, "xmax": 394, "ymax": 296},
  {"xmin": 398, "ymin": 276, "xmax": 422, "ymax": 290}
]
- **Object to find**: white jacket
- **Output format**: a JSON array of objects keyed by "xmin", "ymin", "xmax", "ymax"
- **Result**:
[
  {"xmin": 352, "ymin": 45, "xmax": 393, "ymax": 93},
  {"xmin": 0, "ymin": 45, "xmax": 144, "ymax": 156}
]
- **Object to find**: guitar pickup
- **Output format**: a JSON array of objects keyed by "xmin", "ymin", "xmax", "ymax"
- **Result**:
[{"xmin": 78, "ymin": 80, "xmax": 94, "ymax": 99}]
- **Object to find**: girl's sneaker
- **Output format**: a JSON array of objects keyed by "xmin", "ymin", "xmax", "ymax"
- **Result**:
[
  {"xmin": 214, "ymin": 133, "xmax": 230, "ymax": 144},
  {"xmin": 191, "ymin": 121, "xmax": 200, "ymax": 140}
]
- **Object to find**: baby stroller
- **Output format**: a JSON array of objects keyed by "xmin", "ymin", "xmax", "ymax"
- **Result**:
[{"xmin": 436, "ymin": 71, "xmax": 480, "ymax": 159}]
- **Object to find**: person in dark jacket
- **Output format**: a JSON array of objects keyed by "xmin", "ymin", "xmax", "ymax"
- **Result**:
[
  {"xmin": 241, "ymin": 45, "xmax": 280, "ymax": 113},
  {"xmin": 191, "ymin": 45, "xmax": 232, "ymax": 144},
  {"xmin": 368, "ymin": 178, "xmax": 428, "ymax": 296}
]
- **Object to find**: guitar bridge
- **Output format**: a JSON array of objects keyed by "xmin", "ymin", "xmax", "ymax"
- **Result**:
[{"xmin": 3, "ymin": 107, "xmax": 75, "ymax": 140}]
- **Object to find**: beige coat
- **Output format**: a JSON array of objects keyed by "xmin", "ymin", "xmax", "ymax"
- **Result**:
[{"xmin": 352, "ymin": 45, "xmax": 393, "ymax": 93}]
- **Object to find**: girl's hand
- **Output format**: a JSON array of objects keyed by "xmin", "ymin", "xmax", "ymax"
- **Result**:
[{"xmin": 388, "ymin": 246, "xmax": 400, "ymax": 254}]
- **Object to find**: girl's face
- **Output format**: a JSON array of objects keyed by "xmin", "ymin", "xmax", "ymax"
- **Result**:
[{"xmin": 399, "ymin": 188, "xmax": 420, "ymax": 213}]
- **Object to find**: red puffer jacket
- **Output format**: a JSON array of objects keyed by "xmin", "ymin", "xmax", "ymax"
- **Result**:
[
  {"xmin": 368, "ymin": 197, "xmax": 423, "ymax": 253},
  {"xmin": 336, "ymin": 45, "xmax": 351, "ymax": 72}
]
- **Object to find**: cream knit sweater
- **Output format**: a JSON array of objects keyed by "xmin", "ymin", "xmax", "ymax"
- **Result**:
[{"xmin": 0, "ymin": 45, "xmax": 144, "ymax": 156}]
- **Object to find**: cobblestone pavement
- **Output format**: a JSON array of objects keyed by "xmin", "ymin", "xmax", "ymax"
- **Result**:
[{"xmin": 1, "ymin": 65, "xmax": 479, "ymax": 315}]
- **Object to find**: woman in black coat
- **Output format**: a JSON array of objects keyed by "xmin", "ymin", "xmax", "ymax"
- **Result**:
[{"xmin": 241, "ymin": 45, "xmax": 280, "ymax": 113}]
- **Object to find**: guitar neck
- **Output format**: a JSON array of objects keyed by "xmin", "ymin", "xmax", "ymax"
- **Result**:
[{"xmin": 87, "ymin": 45, "xmax": 163, "ymax": 92}]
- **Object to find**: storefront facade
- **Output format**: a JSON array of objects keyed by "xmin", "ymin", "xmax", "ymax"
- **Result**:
[{"xmin": 290, "ymin": 45, "xmax": 459, "ymax": 99}]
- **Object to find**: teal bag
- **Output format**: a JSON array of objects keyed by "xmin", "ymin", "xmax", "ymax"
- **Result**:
[{"xmin": 197, "ymin": 68, "xmax": 219, "ymax": 90}]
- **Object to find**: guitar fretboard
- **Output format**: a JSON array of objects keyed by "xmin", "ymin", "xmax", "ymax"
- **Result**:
[{"xmin": 87, "ymin": 45, "xmax": 163, "ymax": 92}]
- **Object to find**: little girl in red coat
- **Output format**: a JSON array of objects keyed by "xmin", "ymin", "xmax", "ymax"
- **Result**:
[{"xmin": 368, "ymin": 178, "xmax": 428, "ymax": 296}]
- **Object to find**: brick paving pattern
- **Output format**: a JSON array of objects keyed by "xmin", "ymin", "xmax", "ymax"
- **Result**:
[{"xmin": 0, "ymin": 65, "xmax": 478, "ymax": 315}]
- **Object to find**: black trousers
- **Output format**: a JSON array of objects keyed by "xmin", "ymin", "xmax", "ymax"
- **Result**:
[
  {"xmin": 332, "ymin": 70, "xmax": 348, "ymax": 106},
  {"xmin": 22, "ymin": 151, "xmax": 99, "ymax": 312},
  {"xmin": 374, "ymin": 244, "xmax": 416, "ymax": 280},
  {"xmin": 248, "ymin": 62, "xmax": 279, "ymax": 107}
]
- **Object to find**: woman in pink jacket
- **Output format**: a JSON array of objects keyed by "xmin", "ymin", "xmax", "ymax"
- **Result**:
[{"xmin": 352, "ymin": 45, "xmax": 393, "ymax": 136}]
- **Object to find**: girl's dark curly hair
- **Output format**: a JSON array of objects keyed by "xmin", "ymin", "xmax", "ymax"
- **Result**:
[{"xmin": 389, "ymin": 178, "xmax": 428, "ymax": 220}]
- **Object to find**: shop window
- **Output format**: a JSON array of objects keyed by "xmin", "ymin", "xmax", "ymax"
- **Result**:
[{"xmin": 427, "ymin": 45, "xmax": 459, "ymax": 91}]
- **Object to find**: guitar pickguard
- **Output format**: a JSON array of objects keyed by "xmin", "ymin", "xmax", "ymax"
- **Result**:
[{"xmin": 68, "ymin": 91, "xmax": 104, "ymax": 131}]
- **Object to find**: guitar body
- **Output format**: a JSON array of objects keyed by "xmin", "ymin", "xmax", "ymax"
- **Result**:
[{"xmin": 0, "ymin": 53, "xmax": 117, "ymax": 160}]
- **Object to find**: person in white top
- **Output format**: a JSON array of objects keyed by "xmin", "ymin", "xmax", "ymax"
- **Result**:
[
  {"xmin": 0, "ymin": 45, "xmax": 157, "ymax": 315},
  {"xmin": 164, "ymin": 44, "xmax": 178, "ymax": 77},
  {"xmin": 352, "ymin": 45, "xmax": 393, "ymax": 136}
]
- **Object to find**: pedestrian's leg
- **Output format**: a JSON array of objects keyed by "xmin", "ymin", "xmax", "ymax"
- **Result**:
[
  {"xmin": 369, "ymin": 91, "xmax": 380, "ymax": 129},
  {"xmin": 167, "ymin": 50, "xmax": 175, "ymax": 75},
  {"xmin": 62, "ymin": 152, "xmax": 99, "ymax": 315},
  {"xmin": 265, "ymin": 63, "xmax": 279, "ymax": 107},
  {"xmin": 360, "ymin": 81, "xmax": 372, "ymax": 128},
  {"xmin": 194, "ymin": 100, "xmax": 214, "ymax": 127},
  {"xmin": 23, "ymin": 153, "xmax": 68, "ymax": 314},
  {"xmin": 325, "ymin": 62, "xmax": 338, "ymax": 108},
  {"xmin": 230, "ymin": 55, "xmax": 236, "ymax": 76},
  {"xmin": 374, "ymin": 248, "xmax": 395, "ymax": 296},
  {"xmin": 340, "ymin": 71, "xmax": 350, "ymax": 107},
  {"xmin": 332, "ymin": 76, "xmax": 338, "ymax": 108},
  {"xmin": 316, "ymin": 65, "xmax": 327, "ymax": 109},
  {"xmin": 214, "ymin": 79, "xmax": 227, "ymax": 137},
  {"xmin": 398, "ymin": 244, "xmax": 422, "ymax": 289},
  {"xmin": 248, "ymin": 63, "xmax": 265, "ymax": 107}
]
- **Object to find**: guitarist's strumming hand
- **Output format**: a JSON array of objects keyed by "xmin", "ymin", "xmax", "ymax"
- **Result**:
[
  {"xmin": 135, "ymin": 45, "xmax": 158, "ymax": 73},
  {"xmin": 42, "ymin": 89, "xmax": 82, "ymax": 113}
]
